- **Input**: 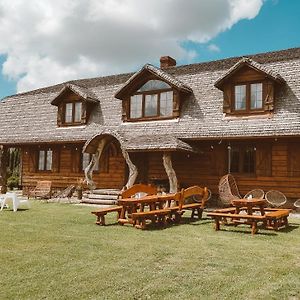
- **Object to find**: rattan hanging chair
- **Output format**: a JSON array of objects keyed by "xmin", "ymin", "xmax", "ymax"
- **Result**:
[
  {"xmin": 243, "ymin": 189, "xmax": 265, "ymax": 200},
  {"xmin": 218, "ymin": 174, "xmax": 241, "ymax": 206},
  {"xmin": 265, "ymin": 190, "xmax": 287, "ymax": 207}
]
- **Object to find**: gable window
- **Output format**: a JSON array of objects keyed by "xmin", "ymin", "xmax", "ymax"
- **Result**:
[
  {"xmin": 129, "ymin": 80, "xmax": 174, "ymax": 120},
  {"xmin": 64, "ymin": 101, "xmax": 82, "ymax": 124},
  {"xmin": 38, "ymin": 150, "xmax": 53, "ymax": 171},
  {"xmin": 234, "ymin": 82, "xmax": 263, "ymax": 112},
  {"xmin": 230, "ymin": 145, "xmax": 255, "ymax": 175}
]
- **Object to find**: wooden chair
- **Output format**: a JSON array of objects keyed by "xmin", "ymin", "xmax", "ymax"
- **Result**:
[
  {"xmin": 265, "ymin": 190, "xmax": 287, "ymax": 207},
  {"xmin": 243, "ymin": 189, "xmax": 264, "ymax": 200},
  {"xmin": 179, "ymin": 186, "xmax": 209, "ymax": 219},
  {"xmin": 28, "ymin": 181, "xmax": 52, "ymax": 199},
  {"xmin": 218, "ymin": 174, "xmax": 241, "ymax": 206},
  {"xmin": 121, "ymin": 183, "xmax": 157, "ymax": 199}
]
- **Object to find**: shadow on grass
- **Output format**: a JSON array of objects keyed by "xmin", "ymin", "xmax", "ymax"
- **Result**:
[
  {"xmin": 280, "ymin": 223, "xmax": 299, "ymax": 233},
  {"xmin": 0, "ymin": 208, "xmax": 30, "ymax": 213},
  {"xmin": 216, "ymin": 227, "xmax": 278, "ymax": 236}
]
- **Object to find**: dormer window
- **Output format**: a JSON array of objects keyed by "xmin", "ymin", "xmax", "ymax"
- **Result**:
[
  {"xmin": 214, "ymin": 57, "xmax": 285, "ymax": 116},
  {"xmin": 233, "ymin": 82, "xmax": 263, "ymax": 112},
  {"xmin": 64, "ymin": 101, "xmax": 82, "ymax": 124},
  {"xmin": 51, "ymin": 83, "xmax": 98, "ymax": 127},
  {"xmin": 114, "ymin": 63, "xmax": 192, "ymax": 122},
  {"xmin": 130, "ymin": 80, "xmax": 173, "ymax": 120}
]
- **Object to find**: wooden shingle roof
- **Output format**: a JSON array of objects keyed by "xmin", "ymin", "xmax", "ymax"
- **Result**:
[{"xmin": 0, "ymin": 47, "xmax": 300, "ymax": 148}]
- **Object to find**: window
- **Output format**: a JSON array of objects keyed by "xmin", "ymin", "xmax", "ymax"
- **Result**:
[
  {"xmin": 38, "ymin": 150, "xmax": 52, "ymax": 171},
  {"xmin": 129, "ymin": 80, "xmax": 174, "ymax": 120},
  {"xmin": 230, "ymin": 145, "xmax": 255, "ymax": 174},
  {"xmin": 233, "ymin": 82, "xmax": 263, "ymax": 112},
  {"xmin": 64, "ymin": 101, "xmax": 82, "ymax": 124}
]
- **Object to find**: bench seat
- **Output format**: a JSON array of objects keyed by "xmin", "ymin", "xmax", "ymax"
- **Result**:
[
  {"xmin": 207, "ymin": 212, "xmax": 266, "ymax": 235},
  {"xmin": 132, "ymin": 209, "xmax": 171, "ymax": 229},
  {"xmin": 91, "ymin": 206, "xmax": 123, "ymax": 225},
  {"xmin": 265, "ymin": 209, "xmax": 290, "ymax": 230}
]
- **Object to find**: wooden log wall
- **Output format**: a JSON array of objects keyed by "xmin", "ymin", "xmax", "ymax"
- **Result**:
[
  {"xmin": 19, "ymin": 138, "xmax": 300, "ymax": 200},
  {"xmin": 21, "ymin": 143, "xmax": 125, "ymax": 192},
  {"xmin": 146, "ymin": 139, "xmax": 300, "ymax": 199}
]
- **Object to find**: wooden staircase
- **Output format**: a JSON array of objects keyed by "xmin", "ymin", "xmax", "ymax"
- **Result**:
[{"xmin": 81, "ymin": 189, "xmax": 121, "ymax": 205}]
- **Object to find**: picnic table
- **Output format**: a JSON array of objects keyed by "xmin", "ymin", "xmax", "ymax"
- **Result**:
[
  {"xmin": 117, "ymin": 193, "xmax": 177, "ymax": 228},
  {"xmin": 231, "ymin": 198, "xmax": 267, "ymax": 215}
]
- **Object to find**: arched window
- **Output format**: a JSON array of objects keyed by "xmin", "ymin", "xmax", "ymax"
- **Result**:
[{"xmin": 129, "ymin": 80, "xmax": 174, "ymax": 120}]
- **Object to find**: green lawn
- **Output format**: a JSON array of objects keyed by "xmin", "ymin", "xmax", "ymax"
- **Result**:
[{"xmin": 0, "ymin": 202, "xmax": 299, "ymax": 300}]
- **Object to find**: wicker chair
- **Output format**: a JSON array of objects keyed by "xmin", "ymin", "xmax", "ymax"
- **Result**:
[
  {"xmin": 294, "ymin": 199, "xmax": 300, "ymax": 208},
  {"xmin": 218, "ymin": 174, "xmax": 241, "ymax": 206},
  {"xmin": 265, "ymin": 190, "xmax": 287, "ymax": 207},
  {"xmin": 243, "ymin": 189, "xmax": 265, "ymax": 200}
]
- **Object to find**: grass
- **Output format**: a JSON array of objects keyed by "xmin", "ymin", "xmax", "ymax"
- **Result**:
[{"xmin": 0, "ymin": 202, "xmax": 300, "ymax": 300}]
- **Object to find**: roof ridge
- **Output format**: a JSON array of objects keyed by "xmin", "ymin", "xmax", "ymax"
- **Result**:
[{"xmin": 3, "ymin": 46, "xmax": 300, "ymax": 100}]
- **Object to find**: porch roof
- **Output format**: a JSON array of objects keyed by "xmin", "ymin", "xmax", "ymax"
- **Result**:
[{"xmin": 124, "ymin": 135, "xmax": 197, "ymax": 153}]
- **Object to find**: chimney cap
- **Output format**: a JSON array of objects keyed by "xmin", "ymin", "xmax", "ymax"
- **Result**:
[{"xmin": 160, "ymin": 56, "xmax": 176, "ymax": 69}]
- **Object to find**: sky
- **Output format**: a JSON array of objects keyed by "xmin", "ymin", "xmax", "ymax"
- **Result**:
[{"xmin": 0, "ymin": 0, "xmax": 299, "ymax": 99}]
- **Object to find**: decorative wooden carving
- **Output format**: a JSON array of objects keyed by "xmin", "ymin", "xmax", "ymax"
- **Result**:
[
  {"xmin": 122, "ymin": 149, "xmax": 138, "ymax": 190},
  {"xmin": 0, "ymin": 146, "xmax": 9, "ymax": 193},
  {"xmin": 84, "ymin": 139, "xmax": 106, "ymax": 190},
  {"xmin": 163, "ymin": 152, "xmax": 178, "ymax": 193}
]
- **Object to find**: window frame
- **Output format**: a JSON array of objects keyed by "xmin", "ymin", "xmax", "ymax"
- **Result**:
[
  {"xmin": 229, "ymin": 144, "xmax": 256, "ymax": 176},
  {"xmin": 128, "ymin": 86, "xmax": 174, "ymax": 121},
  {"xmin": 63, "ymin": 101, "xmax": 83, "ymax": 125},
  {"xmin": 232, "ymin": 80, "xmax": 265, "ymax": 114},
  {"xmin": 37, "ymin": 149, "xmax": 53, "ymax": 172}
]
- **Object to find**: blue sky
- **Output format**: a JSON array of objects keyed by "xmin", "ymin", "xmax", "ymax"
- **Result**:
[
  {"xmin": 0, "ymin": 0, "xmax": 299, "ymax": 99},
  {"xmin": 178, "ymin": 0, "xmax": 300, "ymax": 64}
]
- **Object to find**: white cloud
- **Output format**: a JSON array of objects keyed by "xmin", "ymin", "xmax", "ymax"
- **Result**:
[
  {"xmin": 0, "ymin": 0, "xmax": 264, "ymax": 93},
  {"xmin": 208, "ymin": 44, "xmax": 221, "ymax": 52}
]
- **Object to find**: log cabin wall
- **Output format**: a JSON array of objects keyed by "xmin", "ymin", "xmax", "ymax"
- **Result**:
[
  {"xmin": 146, "ymin": 139, "xmax": 300, "ymax": 199},
  {"xmin": 21, "ymin": 143, "xmax": 125, "ymax": 192}
]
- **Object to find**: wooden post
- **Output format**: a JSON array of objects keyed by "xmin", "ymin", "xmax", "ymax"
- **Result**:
[
  {"xmin": 84, "ymin": 139, "xmax": 106, "ymax": 190},
  {"xmin": 0, "ymin": 146, "xmax": 9, "ymax": 194},
  {"xmin": 122, "ymin": 149, "xmax": 138, "ymax": 190},
  {"xmin": 163, "ymin": 152, "xmax": 178, "ymax": 193}
]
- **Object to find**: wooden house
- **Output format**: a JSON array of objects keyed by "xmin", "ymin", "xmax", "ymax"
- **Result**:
[{"xmin": 1, "ymin": 47, "xmax": 300, "ymax": 201}]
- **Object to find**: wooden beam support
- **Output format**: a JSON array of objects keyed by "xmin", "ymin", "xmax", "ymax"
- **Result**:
[
  {"xmin": 84, "ymin": 139, "xmax": 106, "ymax": 190},
  {"xmin": 122, "ymin": 149, "xmax": 138, "ymax": 190},
  {"xmin": 0, "ymin": 146, "xmax": 9, "ymax": 193},
  {"xmin": 163, "ymin": 152, "xmax": 178, "ymax": 193}
]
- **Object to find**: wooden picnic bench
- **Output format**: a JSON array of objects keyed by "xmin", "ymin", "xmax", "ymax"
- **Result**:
[
  {"xmin": 207, "ymin": 212, "xmax": 266, "ymax": 235},
  {"xmin": 91, "ymin": 206, "xmax": 122, "ymax": 225},
  {"xmin": 132, "ymin": 209, "xmax": 171, "ymax": 229},
  {"xmin": 265, "ymin": 209, "xmax": 290, "ymax": 230}
]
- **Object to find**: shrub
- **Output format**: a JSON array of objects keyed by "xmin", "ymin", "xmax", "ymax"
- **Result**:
[{"xmin": 7, "ymin": 175, "xmax": 19, "ymax": 190}]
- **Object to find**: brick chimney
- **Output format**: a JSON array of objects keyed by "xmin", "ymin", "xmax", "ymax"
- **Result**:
[{"xmin": 160, "ymin": 56, "xmax": 176, "ymax": 69}]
